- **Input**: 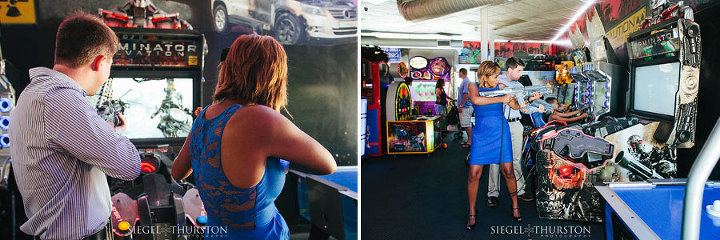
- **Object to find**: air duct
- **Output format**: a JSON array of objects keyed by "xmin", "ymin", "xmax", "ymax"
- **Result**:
[{"xmin": 397, "ymin": 0, "xmax": 506, "ymax": 21}]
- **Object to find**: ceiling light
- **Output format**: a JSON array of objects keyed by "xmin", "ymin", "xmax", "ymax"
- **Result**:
[
  {"xmin": 362, "ymin": 32, "xmax": 459, "ymax": 40},
  {"xmin": 363, "ymin": 0, "xmax": 391, "ymax": 5},
  {"xmin": 494, "ymin": 39, "xmax": 553, "ymax": 44},
  {"xmin": 551, "ymin": 0, "xmax": 596, "ymax": 42}
]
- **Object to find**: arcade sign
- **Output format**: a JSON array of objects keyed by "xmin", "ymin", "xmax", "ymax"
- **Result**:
[
  {"xmin": 112, "ymin": 30, "xmax": 202, "ymax": 69},
  {"xmin": 409, "ymin": 57, "xmax": 428, "ymax": 69}
]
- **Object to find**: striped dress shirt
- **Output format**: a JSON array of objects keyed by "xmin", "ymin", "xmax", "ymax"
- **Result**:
[{"xmin": 9, "ymin": 67, "xmax": 141, "ymax": 239}]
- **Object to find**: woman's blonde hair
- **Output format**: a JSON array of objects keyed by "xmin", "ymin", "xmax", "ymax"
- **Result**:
[
  {"xmin": 476, "ymin": 61, "xmax": 501, "ymax": 87},
  {"xmin": 213, "ymin": 35, "xmax": 288, "ymax": 112}
]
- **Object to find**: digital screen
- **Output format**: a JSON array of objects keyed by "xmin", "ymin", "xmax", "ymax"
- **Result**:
[
  {"xmin": 633, "ymin": 62, "xmax": 679, "ymax": 116},
  {"xmin": 89, "ymin": 78, "xmax": 194, "ymax": 140},
  {"xmin": 562, "ymin": 85, "xmax": 575, "ymax": 106}
]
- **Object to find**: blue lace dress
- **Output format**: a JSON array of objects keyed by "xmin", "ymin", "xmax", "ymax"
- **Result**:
[
  {"xmin": 469, "ymin": 84, "xmax": 513, "ymax": 165},
  {"xmin": 190, "ymin": 104, "xmax": 289, "ymax": 239}
]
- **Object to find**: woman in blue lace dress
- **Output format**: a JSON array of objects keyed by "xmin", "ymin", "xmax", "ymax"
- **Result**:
[
  {"xmin": 465, "ymin": 61, "xmax": 523, "ymax": 230},
  {"xmin": 171, "ymin": 35, "xmax": 337, "ymax": 239}
]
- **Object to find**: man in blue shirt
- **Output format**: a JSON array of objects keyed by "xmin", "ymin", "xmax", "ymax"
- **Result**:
[
  {"xmin": 457, "ymin": 68, "xmax": 473, "ymax": 147},
  {"xmin": 487, "ymin": 57, "xmax": 538, "ymax": 206}
]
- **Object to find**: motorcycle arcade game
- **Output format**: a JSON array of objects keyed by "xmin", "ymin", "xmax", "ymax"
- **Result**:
[{"xmin": 99, "ymin": 27, "xmax": 207, "ymax": 239}]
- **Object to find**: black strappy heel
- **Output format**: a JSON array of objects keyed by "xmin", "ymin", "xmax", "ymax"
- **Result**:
[
  {"xmin": 512, "ymin": 207, "xmax": 523, "ymax": 222},
  {"xmin": 466, "ymin": 210, "xmax": 478, "ymax": 230}
]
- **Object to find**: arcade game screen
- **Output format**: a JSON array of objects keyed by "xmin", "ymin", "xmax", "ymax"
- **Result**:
[
  {"xmin": 412, "ymin": 81, "xmax": 441, "ymax": 102},
  {"xmin": 633, "ymin": 62, "xmax": 680, "ymax": 116},
  {"xmin": 89, "ymin": 78, "xmax": 194, "ymax": 139}
]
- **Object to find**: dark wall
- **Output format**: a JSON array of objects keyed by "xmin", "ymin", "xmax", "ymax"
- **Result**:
[{"xmin": 0, "ymin": 0, "xmax": 358, "ymax": 166}]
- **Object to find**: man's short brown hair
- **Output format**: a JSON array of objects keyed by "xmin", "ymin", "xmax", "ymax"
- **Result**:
[
  {"xmin": 55, "ymin": 11, "xmax": 118, "ymax": 68},
  {"xmin": 505, "ymin": 56, "xmax": 525, "ymax": 70}
]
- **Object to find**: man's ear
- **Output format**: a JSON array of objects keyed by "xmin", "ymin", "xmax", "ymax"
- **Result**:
[{"xmin": 90, "ymin": 55, "xmax": 106, "ymax": 71}]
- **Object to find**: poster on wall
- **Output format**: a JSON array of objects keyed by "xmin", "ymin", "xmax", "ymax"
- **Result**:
[
  {"xmin": 535, "ymin": 122, "xmax": 677, "ymax": 222},
  {"xmin": 596, "ymin": 0, "xmax": 643, "ymax": 30},
  {"xmin": 605, "ymin": 7, "xmax": 646, "ymax": 49},
  {"xmin": 382, "ymin": 47, "xmax": 403, "ymax": 62},
  {"xmin": 0, "ymin": 0, "xmax": 36, "ymax": 24},
  {"xmin": 459, "ymin": 41, "xmax": 482, "ymax": 64},
  {"xmin": 562, "ymin": 0, "xmax": 643, "ymax": 49},
  {"xmin": 208, "ymin": 0, "xmax": 357, "ymax": 46},
  {"xmin": 494, "ymin": 42, "xmax": 553, "ymax": 68}
]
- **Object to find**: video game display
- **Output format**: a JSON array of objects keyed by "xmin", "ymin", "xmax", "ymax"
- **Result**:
[
  {"xmin": 386, "ymin": 116, "xmax": 440, "ymax": 154},
  {"xmin": 90, "ymin": 77, "xmax": 194, "ymax": 140},
  {"xmin": 633, "ymin": 62, "xmax": 680, "ymax": 117}
]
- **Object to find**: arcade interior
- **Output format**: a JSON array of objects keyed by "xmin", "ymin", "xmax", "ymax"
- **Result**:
[
  {"xmin": 0, "ymin": 0, "xmax": 357, "ymax": 240},
  {"xmin": 361, "ymin": 0, "xmax": 720, "ymax": 239}
]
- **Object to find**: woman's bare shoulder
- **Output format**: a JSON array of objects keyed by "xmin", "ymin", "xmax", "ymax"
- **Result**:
[{"xmin": 226, "ymin": 105, "xmax": 290, "ymax": 134}]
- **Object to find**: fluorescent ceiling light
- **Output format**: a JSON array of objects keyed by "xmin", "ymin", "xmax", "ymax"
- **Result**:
[
  {"xmin": 493, "ymin": 39, "xmax": 572, "ymax": 45},
  {"xmin": 363, "ymin": 0, "xmax": 391, "ymax": 5},
  {"xmin": 375, "ymin": 45, "xmax": 462, "ymax": 50},
  {"xmin": 494, "ymin": 39, "xmax": 554, "ymax": 43},
  {"xmin": 362, "ymin": 32, "xmax": 459, "ymax": 40},
  {"xmin": 551, "ymin": 0, "xmax": 596, "ymax": 42},
  {"xmin": 552, "ymin": 40, "xmax": 573, "ymax": 46}
]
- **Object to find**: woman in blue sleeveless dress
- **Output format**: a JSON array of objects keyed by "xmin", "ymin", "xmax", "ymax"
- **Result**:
[
  {"xmin": 465, "ymin": 61, "xmax": 523, "ymax": 230},
  {"xmin": 171, "ymin": 35, "xmax": 337, "ymax": 239}
]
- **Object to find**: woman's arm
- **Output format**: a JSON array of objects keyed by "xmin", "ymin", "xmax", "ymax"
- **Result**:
[
  {"xmin": 238, "ymin": 106, "xmax": 337, "ymax": 175},
  {"xmin": 549, "ymin": 112, "xmax": 588, "ymax": 123},
  {"xmin": 554, "ymin": 109, "xmax": 582, "ymax": 117},
  {"xmin": 171, "ymin": 135, "xmax": 192, "ymax": 181},
  {"xmin": 467, "ymin": 83, "xmax": 512, "ymax": 106},
  {"xmin": 507, "ymin": 97, "xmax": 522, "ymax": 110}
]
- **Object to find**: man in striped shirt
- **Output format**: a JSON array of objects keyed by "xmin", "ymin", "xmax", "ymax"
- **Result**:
[{"xmin": 9, "ymin": 12, "xmax": 141, "ymax": 239}]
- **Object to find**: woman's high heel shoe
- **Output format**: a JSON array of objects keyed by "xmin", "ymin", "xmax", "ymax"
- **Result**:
[
  {"xmin": 466, "ymin": 210, "xmax": 478, "ymax": 230},
  {"xmin": 512, "ymin": 207, "xmax": 523, "ymax": 222}
]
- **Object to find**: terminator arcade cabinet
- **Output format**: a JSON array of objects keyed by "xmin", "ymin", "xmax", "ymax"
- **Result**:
[
  {"xmin": 627, "ymin": 16, "xmax": 701, "ymax": 149},
  {"xmin": 97, "ymin": 27, "xmax": 207, "ymax": 239}
]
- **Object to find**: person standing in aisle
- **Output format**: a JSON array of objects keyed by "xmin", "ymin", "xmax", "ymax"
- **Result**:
[
  {"xmin": 486, "ymin": 57, "xmax": 538, "ymax": 207},
  {"xmin": 457, "ymin": 68, "xmax": 473, "ymax": 148},
  {"xmin": 465, "ymin": 61, "xmax": 524, "ymax": 230}
]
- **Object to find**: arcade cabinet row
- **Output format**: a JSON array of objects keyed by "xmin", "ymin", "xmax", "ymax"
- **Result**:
[
  {"xmin": 530, "ymin": 16, "xmax": 702, "ymax": 240},
  {"xmin": 361, "ymin": 50, "xmax": 454, "ymax": 157}
]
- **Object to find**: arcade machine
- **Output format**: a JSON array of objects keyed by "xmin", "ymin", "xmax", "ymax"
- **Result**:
[
  {"xmin": 384, "ymin": 57, "xmax": 449, "ymax": 155},
  {"xmin": 533, "ymin": 10, "xmax": 629, "ymax": 222},
  {"xmin": 595, "ymin": 4, "xmax": 706, "ymax": 238},
  {"xmin": 554, "ymin": 61, "xmax": 574, "ymax": 109},
  {"xmin": 95, "ymin": 26, "xmax": 208, "ymax": 239},
  {"xmin": 0, "ymin": 40, "xmax": 19, "ymax": 240},
  {"xmin": 385, "ymin": 80, "xmax": 440, "ymax": 155},
  {"xmin": 405, "ymin": 56, "xmax": 451, "ymax": 115},
  {"xmin": 576, "ymin": 10, "xmax": 626, "ymax": 121},
  {"xmin": 533, "ymin": 3, "xmax": 701, "ymax": 226},
  {"xmin": 360, "ymin": 98, "xmax": 367, "ymax": 157},
  {"xmin": 361, "ymin": 56, "xmax": 391, "ymax": 157},
  {"xmin": 626, "ymin": 17, "xmax": 700, "ymax": 149}
]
